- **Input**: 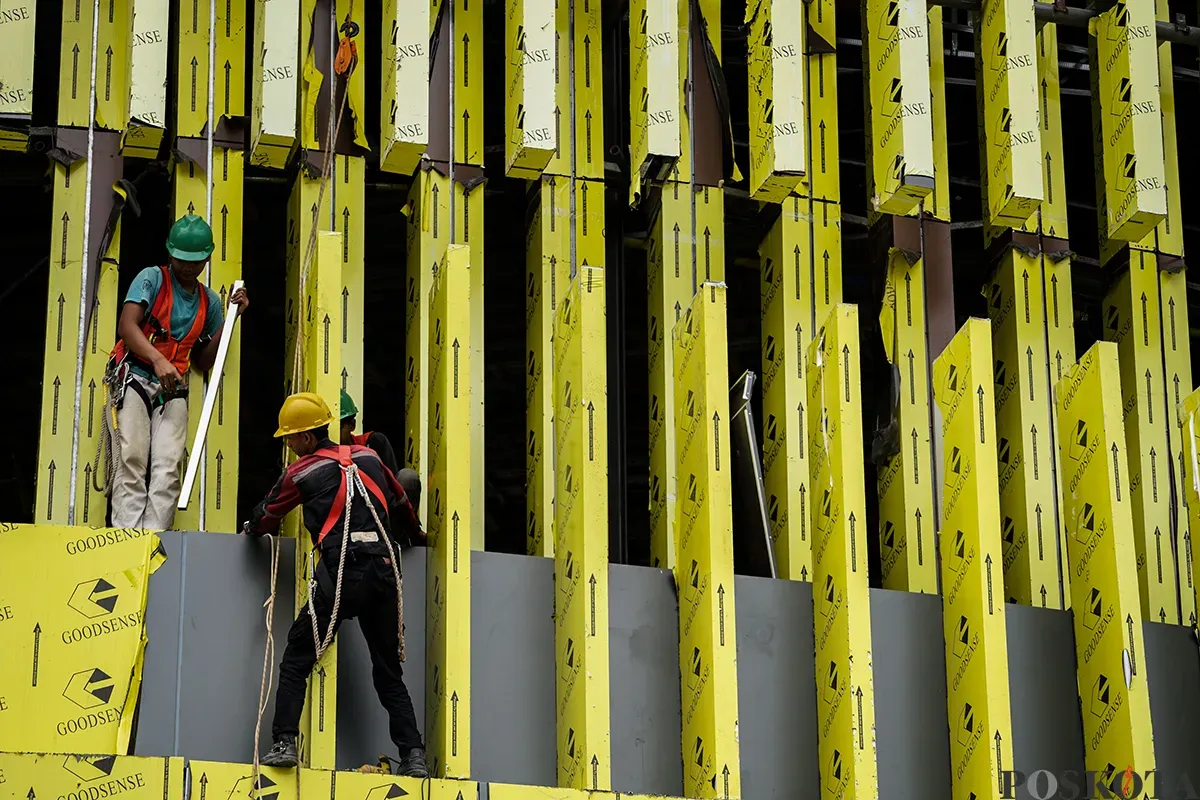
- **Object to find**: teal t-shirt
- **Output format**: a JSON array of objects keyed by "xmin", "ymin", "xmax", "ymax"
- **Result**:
[{"xmin": 124, "ymin": 266, "xmax": 224, "ymax": 379}]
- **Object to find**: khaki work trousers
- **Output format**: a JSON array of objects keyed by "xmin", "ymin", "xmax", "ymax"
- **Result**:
[{"xmin": 109, "ymin": 373, "xmax": 189, "ymax": 530}]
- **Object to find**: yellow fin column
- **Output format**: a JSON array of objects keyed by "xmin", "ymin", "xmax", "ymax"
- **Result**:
[
  {"xmin": 986, "ymin": 247, "xmax": 1063, "ymax": 607},
  {"xmin": 525, "ymin": 179, "xmax": 572, "ymax": 556},
  {"xmin": 1034, "ymin": 25, "xmax": 1068, "ymax": 240},
  {"xmin": 1180, "ymin": 389, "xmax": 1200, "ymax": 620},
  {"xmin": 803, "ymin": 0, "xmax": 841, "ymax": 325},
  {"xmin": 932, "ymin": 319, "xmax": 1015, "ymax": 800},
  {"xmin": 861, "ymin": 0, "xmax": 934, "ymax": 216},
  {"xmin": 427, "ymin": 245, "xmax": 474, "ymax": 779},
  {"xmin": 808, "ymin": 305, "xmax": 879, "ymax": 800},
  {"xmin": 876, "ymin": 249, "xmax": 936, "ymax": 592},
  {"xmin": 1055, "ymin": 343, "xmax": 1157, "ymax": 785},
  {"xmin": 760, "ymin": 199, "xmax": 813, "ymax": 580},
  {"xmin": 674, "ymin": 285, "xmax": 740, "ymax": 799},
  {"xmin": 123, "ymin": 0, "xmax": 170, "ymax": 158},
  {"xmin": 927, "ymin": 6, "xmax": 950, "ymax": 223},
  {"xmin": 978, "ymin": 0, "xmax": 1042, "ymax": 228},
  {"xmin": 746, "ymin": 0, "xmax": 806, "ymax": 202},
  {"xmin": 0, "ymin": 0, "xmax": 36, "ymax": 150},
  {"xmin": 554, "ymin": 267, "xmax": 612, "ymax": 790},
  {"xmin": 1103, "ymin": 254, "xmax": 1177, "ymax": 623},
  {"xmin": 648, "ymin": 189, "xmax": 692, "ymax": 569},
  {"xmin": 381, "ymin": 0, "xmax": 430, "ymax": 175},
  {"xmin": 0, "ymin": 754, "xmax": 186, "ymax": 800},
  {"xmin": 506, "ymin": 0, "xmax": 557, "ymax": 177},
  {"xmin": 629, "ymin": 0, "xmax": 682, "ymax": 205},
  {"xmin": 250, "ymin": 0, "xmax": 299, "ymax": 168}
]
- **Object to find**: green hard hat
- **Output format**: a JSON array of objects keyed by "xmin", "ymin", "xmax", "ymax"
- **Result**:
[
  {"xmin": 166, "ymin": 214, "xmax": 215, "ymax": 261},
  {"xmin": 340, "ymin": 389, "xmax": 358, "ymax": 420}
]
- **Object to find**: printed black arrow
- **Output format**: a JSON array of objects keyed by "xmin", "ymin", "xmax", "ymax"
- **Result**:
[
  {"xmin": 1040, "ymin": 584, "xmax": 1048, "ymax": 607},
  {"xmin": 554, "ymin": 106, "xmax": 562, "ymax": 158},
  {"xmin": 341, "ymin": 368, "xmax": 348, "ymax": 391},
  {"xmin": 1026, "ymin": 346, "xmax": 1035, "ymax": 401},
  {"xmin": 843, "ymin": 345, "xmax": 851, "ymax": 401},
  {"xmin": 340, "ymin": 286, "xmax": 350, "ymax": 344},
  {"xmin": 675, "ymin": 301, "xmax": 681, "ymax": 322},
  {"xmin": 718, "ymin": 583, "xmax": 727, "ymax": 645},
  {"xmin": 91, "ymin": 308, "xmax": 99, "ymax": 354},
  {"xmin": 1146, "ymin": 369, "xmax": 1154, "ymax": 424},
  {"xmin": 723, "ymin": 765, "xmax": 731, "ymax": 798},
  {"xmin": 582, "ymin": 184, "xmax": 590, "ymax": 235},
  {"xmin": 32, "ymin": 623, "xmax": 41, "ymax": 686},
  {"xmin": 799, "ymin": 485, "xmax": 807, "ymax": 541},
  {"xmin": 318, "ymin": 665, "xmax": 327, "ymax": 730},
  {"xmin": 1187, "ymin": 532, "xmax": 1195, "ymax": 589},
  {"xmin": 801, "ymin": 566, "xmax": 808, "ymax": 580},
  {"xmin": 1175, "ymin": 374, "xmax": 1182, "ymax": 408},
  {"xmin": 462, "ymin": 34, "xmax": 470, "ymax": 85},
  {"xmin": 910, "ymin": 428, "xmax": 920, "ymax": 484},
  {"xmin": 986, "ymin": 554, "xmax": 995, "ymax": 614},
  {"xmin": 1169, "ymin": 297, "xmax": 1177, "ymax": 350},
  {"xmin": 704, "ymin": 227, "xmax": 712, "ymax": 280},
  {"xmin": 28, "ymin": 789, "xmax": 35, "ymax": 800},
  {"xmin": 190, "ymin": 57, "xmax": 198, "ymax": 112},
  {"xmin": 1045, "ymin": 153, "xmax": 1054, "ymax": 204},
  {"xmin": 1141, "ymin": 293, "xmax": 1149, "ymax": 346},
  {"xmin": 46, "ymin": 461, "xmax": 55, "ymax": 518},
  {"xmin": 322, "ymin": 315, "xmax": 331, "ymax": 373},
  {"xmin": 190, "ymin": 201, "xmax": 197, "ymax": 215},
  {"xmin": 856, "ymin": 687, "xmax": 864, "ymax": 748},
  {"xmin": 1035, "ymin": 504, "xmax": 1044, "ymax": 560},
  {"xmin": 1022, "ymin": 270, "xmax": 1030, "ymax": 323},
  {"xmin": 1126, "ymin": 614, "xmax": 1137, "ymax": 675},
  {"xmin": 584, "ymin": 35, "xmax": 592, "ymax": 86},
  {"xmin": 223, "ymin": 60, "xmax": 232, "ymax": 114},
  {"xmin": 590, "ymin": 574, "xmax": 597, "ymax": 635},
  {"xmin": 1031, "ymin": 425, "xmax": 1039, "ymax": 480},
  {"xmin": 592, "ymin": 755, "xmax": 599, "ymax": 790},
  {"xmin": 585, "ymin": 110, "xmax": 593, "ymax": 162},
  {"xmin": 796, "ymin": 324, "xmax": 803, "ymax": 379},
  {"xmin": 794, "ymin": 246, "xmax": 802, "ymax": 301},
  {"xmin": 588, "ymin": 402, "xmax": 595, "ymax": 461},
  {"xmin": 1155, "ymin": 527, "xmax": 1163, "ymax": 583},
  {"xmin": 673, "ymin": 224, "xmax": 681, "ymax": 278},
  {"xmin": 995, "ymin": 732, "xmax": 1004, "ymax": 792},
  {"xmin": 713, "ymin": 412, "xmax": 721, "ymax": 470},
  {"xmin": 823, "ymin": 252, "xmax": 831, "ymax": 304},
  {"xmin": 452, "ymin": 512, "xmax": 460, "ymax": 572},
  {"xmin": 820, "ymin": 120, "xmax": 827, "ymax": 172},
  {"xmin": 453, "ymin": 339, "xmax": 461, "ymax": 398},
  {"xmin": 215, "ymin": 451, "xmax": 224, "ymax": 510},
  {"xmin": 818, "ymin": 55, "xmax": 825, "ymax": 96},
  {"xmin": 1150, "ymin": 448, "xmax": 1158, "ymax": 501},
  {"xmin": 83, "ymin": 465, "xmax": 92, "ymax": 522},
  {"xmin": 850, "ymin": 513, "xmax": 858, "ymax": 571},
  {"xmin": 462, "ymin": 109, "xmax": 470, "ymax": 159},
  {"xmin": 915, "ymin": 509, "xmax": 924, "ymax": 565},
  {"xmin": 104, "ymin": 46, "xmax": 113, "ymax": 101},
  {"xmin": 74, "ymin": 0, "xmax": 80, "ymax": 20},
  {"xmin": 56, "ymin": 293, "xmax": 66, "ymax": 351},
  {"xmin": 451, "ymin": 691, "xmax": 460, "ymax": 756},
  {"xmin": 52, "ymin": 376, "xmax": 61, "ymax": 435},
  {"xmin": 798, "ymin": 401, "xmax": 805, "ymax": 459},
  {"xmin": 907, "ymin": 350, "xmax": 916, "ymax": 404},
  {"xmin": 1050, "ymin": 274, "xmax": 1060, "ymax": 327},
  {"xmin": 87, "ymin": 379, "xmax": 97, "ymax": 438},
  {"xmin": 199, "ymin": 773, "xmax": 207, "ymax": 800},
  {"xmin": 978, "ymin": 386, "xmax": 986, "ymax": 443},
  {"xmin": 432, "ymin": 184, "xmax": 440, "ymax": 237},
  {"xmin": 60, "ymin": 213, "xmax": 70, "ymax": 268},
  {"xmin": 1112, "ymin": 443, "xmax": 1122, "ymax": 500},
  {"xmin": 71, "ymin": 44, "xmax": 79, "ymax": 99},
  {"xmin": 1161, "ymin": 608, "xmax": 1167, "ymax": 623},
  {"xmin": 192, "ymin": 0, "xmax": 199, "ymax": 31},
  {"xmin": 341, "ymin": 207, "xmax": 351, "ymax": 263}
]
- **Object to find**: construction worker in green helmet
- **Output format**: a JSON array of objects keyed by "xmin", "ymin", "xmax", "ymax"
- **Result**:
[
  {"xmin": 339, "ymin": 389, "xmax": 423, "ymax": 518},
  {"xmin": 104, "ymin": 214, "xmax": 249, "ymax": 530}
]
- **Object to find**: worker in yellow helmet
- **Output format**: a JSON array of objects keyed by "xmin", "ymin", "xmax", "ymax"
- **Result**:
[
  {"xmin": 243, "ymin": 393, "xmax": 427, "ymax": 776},
  {"xmin": 105, "ymin": 214, "xmax": 249, "ymax": 529}
]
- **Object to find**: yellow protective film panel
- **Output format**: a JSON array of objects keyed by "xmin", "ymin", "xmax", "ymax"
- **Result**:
[{"xmin": 0, "ymin": 754, "xmax": 185, "ymax": 800}]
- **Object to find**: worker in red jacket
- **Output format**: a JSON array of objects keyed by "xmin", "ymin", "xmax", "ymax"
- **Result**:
[
  {"xmin": 106, "ymin": 214, "xmax": 249, "ymax": 530},
  {"xmin": 339, "ymin": 389, "xmax": 422, "ymax": 516},
  {"xmin": 244, "ymin": 392, "xmax": 427, "ymax": 776}
]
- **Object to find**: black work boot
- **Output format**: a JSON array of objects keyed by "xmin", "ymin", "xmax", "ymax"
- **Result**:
[
  {"xmin": 396, "ymin": 748, "xmax": 429, "ymax": 778},
  {"xmin": 260, "ymin": 737, "xmax": 298, "ymax": 768}
]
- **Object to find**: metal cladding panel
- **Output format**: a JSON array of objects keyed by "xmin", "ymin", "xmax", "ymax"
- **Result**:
[
  {"xmin": 135, "ymin": 530, "xmax": 296, "ymax": 761},
  {"xmin": 609, "ymin": 563, "xmax": 686, "ymax": 797},
  {"xmin": 470, "ymin": 550, "xmax": 557, "ymax": 789},
  {"xmin": 1144, "ymin": 622, "xmax": 1200, "ymax": 781}
]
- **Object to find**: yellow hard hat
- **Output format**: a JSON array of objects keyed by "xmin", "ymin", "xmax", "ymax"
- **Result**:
[{"xmin": 274, "ymin": 392, "xmax": 334, "ymax": 438}]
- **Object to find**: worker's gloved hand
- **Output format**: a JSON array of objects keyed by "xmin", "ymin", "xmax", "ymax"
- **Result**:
[{"xmin": 241, "ymin": 521, "xmax": 261, "ymax": 537}]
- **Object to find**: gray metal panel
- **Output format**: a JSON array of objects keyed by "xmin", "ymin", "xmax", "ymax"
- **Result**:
[
  {"xmin": 135, "ymin": 530, "xmax": 296, "ymax": 760},
  {"xmin": 735, "ymin": 574, "xmax": 819, "ymax": 800},
  {"xmin": 1005, "ymin": 604, "xmax": 1085, "ymax": 800},
  {"xmin": 1144, "ymin": 622, "xmax": 1200, "ymax": 781},
  {"xmin": 609, "ymin": 563, "xmax": 685, "ymax": 797},
  {"xmin": 871, "ymin": 588, "xmax": 952, "ymax": 800},
  {"xmin": 470, "ymin": 550, "xmax": 557, "ymax": 788},
  {"xmin": 336, "ymin": 546, "xmax": 427, "ymax": 770}
]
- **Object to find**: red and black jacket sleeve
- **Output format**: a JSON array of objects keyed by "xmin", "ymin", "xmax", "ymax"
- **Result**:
[{"xmin": 246, "ymin": 465, "xmax": 304, "ymax": 535}]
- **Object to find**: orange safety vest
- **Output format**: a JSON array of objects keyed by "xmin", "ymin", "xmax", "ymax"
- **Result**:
[
  {"xmin": 351, "ymin": 432, "xmax": 374, "ymax": 447},
  {"xmin": 110, "ymin": 265, "xmax": 210, "ymax": 374},
  {"xmin": 313, "ymin": 445, "xmax": 390, "ymax": 544}
]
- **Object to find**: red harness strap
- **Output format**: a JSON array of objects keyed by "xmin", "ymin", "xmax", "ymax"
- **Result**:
[
  {"xmin": 110, "ymin": 265, "xmax": 210, "ymax": 373},
  {"xmin": 313, "ymin": 445, "xmax": 389, "ymax": 544}
]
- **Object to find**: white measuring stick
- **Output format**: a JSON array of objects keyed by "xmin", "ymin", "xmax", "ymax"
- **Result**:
[{"xmin": 178, "ymin": 279, "xmax": 245, "ymax": 511}]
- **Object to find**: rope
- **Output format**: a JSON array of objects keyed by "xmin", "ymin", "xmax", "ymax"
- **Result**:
[{"xmin": 252, "ymin": 533, "xmax": 282, "ymax": 777}]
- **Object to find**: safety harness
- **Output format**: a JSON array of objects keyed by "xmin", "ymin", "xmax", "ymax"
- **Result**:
[
  {"xmin": 305, "ymin": 445, "xmax": 407, "ymax": 665},
  {"xmin": 350, "ymin": 432, "xmax": 374, "ymax": 447},
  {"xmin": 110, "ymin": 264, "xmax": 211, "ymax": 376}
]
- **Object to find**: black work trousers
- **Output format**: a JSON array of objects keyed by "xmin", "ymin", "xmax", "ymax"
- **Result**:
[{"xmin": 273, "ymin": 551, "xmax": 424, "ymax": 753}]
